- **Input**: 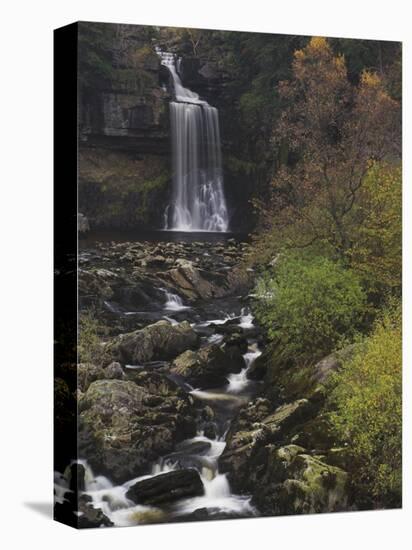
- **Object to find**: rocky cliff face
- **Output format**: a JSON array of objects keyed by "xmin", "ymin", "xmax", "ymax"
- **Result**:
[{"xmin": 78, "ymin": 23, "xmax": 172, "ymax": 229}]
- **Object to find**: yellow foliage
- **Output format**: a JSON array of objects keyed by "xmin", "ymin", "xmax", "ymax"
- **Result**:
[
  {"xmin": 309, "ymin": 36, "xmax": 329, "ymax": 51},
  {"xmin": 348, "ymin": 162, "xmax": 402, "ymax": 292},
  {"xmin": 360, "ymin": 69, "xmax": 382, "ymax": 88},
  {"xmin": 328, "ymin": 303, "xmax": 402, "ymax": 507}
]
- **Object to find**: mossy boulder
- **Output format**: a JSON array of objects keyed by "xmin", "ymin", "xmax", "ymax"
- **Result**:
[
  {"xmin": 107, "ymin": 320, "xmax": 199, "ymax": 365},
  {"xmin": 253, "ymin": 446, "xmax": 349, "ymax": 515},
  {"xmin": 77, "ymin": 362, "xmax": 125, "ymax": 392},
  {"xmin": 78, "ymin": 377, "xmax": 198, "ymax": 482},
  {"xmin": 220, "ymin": 398, "xmax": 316, "ymax": 491}
]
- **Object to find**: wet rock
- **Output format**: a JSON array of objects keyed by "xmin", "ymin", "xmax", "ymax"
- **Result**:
[
  {"xmin": 126, "ymin": 469, "xmax": 204, "ymax": 505},
  {"xmin": 201, "ymin": 405, "xmax": 215, "ymax": 421},
  {"xmin": 175, "ymin": 440, "xmax": 212, "ymax": 455},
  {"xmin": 246, "ymin": 353, "xmax": 267, "ymax": 380},
  {"xmin": 77, "ymin": 494, "xmax": 114, "ymax": 528},
  {"xmin": 223, "ymin": 332, "xmax": 249, "ymax": 354},
  {"xmin": 107, "ymin": 320, "xmax": 199, "ymax": 365},
  {"xmin": 171, "ymin": 343, "xmax": 244, "ymax": 389},
  {"xmin": 203, "ymin": 423, "xmax": 217, "ymax": 440},
  {"xmin": 78, "ymin": 378, "xmax": 197, "ymax": 482},
  {"xmin": 69, "ymin": 463, "xmax": 86, "ymax": 492},
  {"xmin": 54, "ymin": 493, "xmax": 114, "ymax": 529}
]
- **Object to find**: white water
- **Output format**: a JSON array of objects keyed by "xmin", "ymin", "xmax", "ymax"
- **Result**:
[
  {"xmin": 162, "ymin": 289, "xmax": 191, "ymax": 311},
  {"xmin": 239, "ymin": 307, "xmax": 255, "ymax": 329},
  {"xmin": 158, "ymin": 50, "xmax": 229, "ymax": 232},
  {"xmin": 54, "ymin": 308, "xmax": 261, "ymax": 526},
  {"xmin": 207, "ymin": 333, "xmax": 224, "ymax": 345},
  {"xmin": 227, "ymin": 346, "xmax": 262, "ymax": 394},
  {"xmin": 57, "ymin": 432, "xmax": 253, "ymax": 527}
]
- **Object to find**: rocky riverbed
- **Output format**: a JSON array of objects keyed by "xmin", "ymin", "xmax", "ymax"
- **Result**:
[{"xmin": 54, "ymin": 234, "xmax": 351, "ymax": 527}]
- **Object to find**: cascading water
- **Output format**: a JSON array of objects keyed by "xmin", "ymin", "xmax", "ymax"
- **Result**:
[
  {"xmin": 55, "ymin": 303, "xmax": 261, "ymax": 526},
  {"xmin": 158, "ymin": 50, "xmax": 229, "ymax": 232},
  {"xmin": 161, "ymin": 288, "xmax": 191, "ymax": 311}
]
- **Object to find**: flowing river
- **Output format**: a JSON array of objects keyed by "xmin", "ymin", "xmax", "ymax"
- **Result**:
[{"xmin": 55, "ymin": 233, "xmax": 263, "ymax": 526}]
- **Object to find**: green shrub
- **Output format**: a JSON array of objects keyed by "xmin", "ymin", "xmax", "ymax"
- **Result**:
[
  {"xmin": 328, "ymin": 303, "xmax": 402, "ymax": 508},
  {"xmin": 78, "ymin": 311, "xmax": 109, "ymax": 366},
  {"xmin": 254, "ymin": 254, "xmax": 366, "ymax": 364}
]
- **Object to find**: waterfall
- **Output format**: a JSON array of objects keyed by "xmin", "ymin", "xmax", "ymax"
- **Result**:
[{"xmin": 158, "ymin": 50, "xmax": 229, "ymax": 232}]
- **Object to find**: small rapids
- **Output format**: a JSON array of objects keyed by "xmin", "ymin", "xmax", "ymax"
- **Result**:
[
  {"xmin": 55, "ymin": 298, "xmax": 262, "ymax": 526},
  {"xmin": 227, "ymin": 345, "xmax": 262, "ymax": 394},
  {"xmin": 162, "ymin": 289, "xmax": 191, "ymax": 312}
]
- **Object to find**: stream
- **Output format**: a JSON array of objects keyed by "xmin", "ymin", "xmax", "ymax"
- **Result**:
[{"xmin": 55, "ymin": 232, "xmax": 264, "ymax": 526}]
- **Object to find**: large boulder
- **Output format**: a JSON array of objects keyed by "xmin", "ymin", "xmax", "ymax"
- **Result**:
[
  {"xmin": 171, "ymin": 344, "xmax": 244, "ymax": 388},
  {"xmin": 262, "ymin": 399, "xmax": 315, "ymax": 436},
  {"xmin": 78, "ymin": 268, "xmax": 116, "ymax": 301},
  {"xmin": 252, "ymin": 445, "xmax": 348, "ymax": 516},
  {"xmin": 77, "ymin": 362, "xmax": 125, "ymax": 392},
  {"xmin": 162, "ymin": 260, "xmax": 227, "ymax": 301},
  {"xmin": 78, "ymin": 377, "xmax": 198, "ymax": 482},
  {"xmin": 107, "ymin": 320, "xmax": 199, "ymax": 365},
  {"xmin": 126, "ymin": 469, "xmax": 204, "ymax": 505},
  {"xmin": 312, "ymin": 344, "xmax": 357, "ymax": 384},
  {"xmin": 219, "ymin": 398, "xmax": 316, "ymax": 491}
]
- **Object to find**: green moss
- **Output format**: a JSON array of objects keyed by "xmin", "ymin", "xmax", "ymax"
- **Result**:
[{"xmin": 79, "ymin": 148, "xmax": 171, "ymax": 228}]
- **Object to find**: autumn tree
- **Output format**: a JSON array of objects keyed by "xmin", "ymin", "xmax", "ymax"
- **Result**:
[
  {"xmin": 256, "ymin": 37, "xmax": 400, "ymax": 263},
  {"xmin": 349, "ymin": 162, "xmax": 402, "ymax": 293}
]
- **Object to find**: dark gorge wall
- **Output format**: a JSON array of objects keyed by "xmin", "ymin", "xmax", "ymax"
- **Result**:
[{"xmin": 78, "ymin": 23, "xmax": 171, "ymax": 230}]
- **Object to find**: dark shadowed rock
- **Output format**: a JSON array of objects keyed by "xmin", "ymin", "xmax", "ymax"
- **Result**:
[
  {"xmin": 175, "ymin": 440, "xmax": 212, "ymax": 455},
  {"xmin": 171, "ymin": 343, "xmax": 244, "ymax": 388},
  {"xmin": 246, "ymin": 353, "xmax": 267, "ymax": 380},
  {"xmin": 54, "ymin": 492, "xmax": 114, "ymax": 529},
  {"xmin": 78, "ymin": 494, "xmax": 114, "ymax": 528},
  {"xmin": 126, "ymin": 469, "xmax": 204, "ymax": 505}
]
